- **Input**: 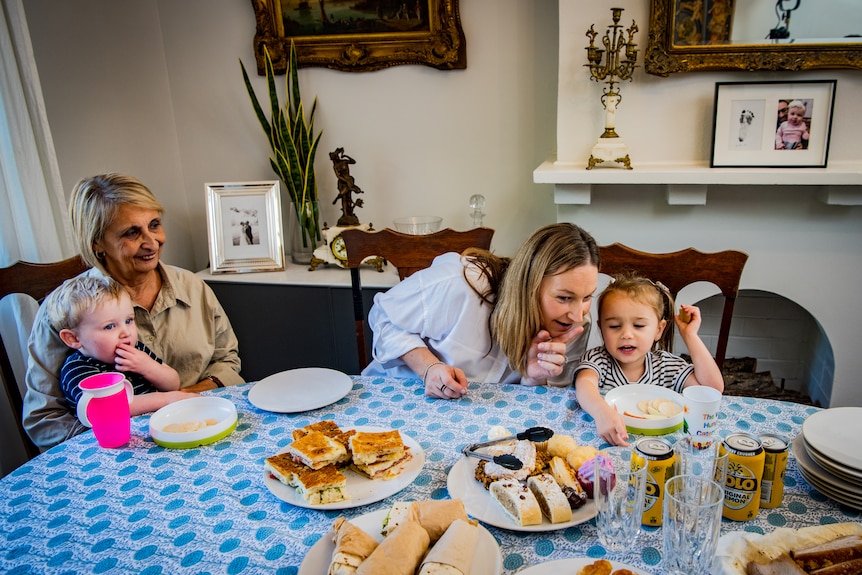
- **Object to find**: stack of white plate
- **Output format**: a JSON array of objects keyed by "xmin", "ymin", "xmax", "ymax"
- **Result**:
[{"xmin": 793, "ymin": 407, "xmax": 862, "ymax": 510}]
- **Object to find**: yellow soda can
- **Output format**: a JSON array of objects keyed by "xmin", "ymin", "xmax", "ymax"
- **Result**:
[
  {"xmin": 632, "ymin": 437, "xmax": 675, "ymax": 526},
  {"xmin": 720, "ymin": 433, "xmax": 765, "ymax": 521},
  {"xmin": 759, "ymin": 433, "xmax": 789, "ymax": 509}
]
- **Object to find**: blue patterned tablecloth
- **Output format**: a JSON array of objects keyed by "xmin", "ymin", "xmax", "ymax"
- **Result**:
[{"xmin": 1, "ymin": 377, "xmax": 858, "ymax": 574}]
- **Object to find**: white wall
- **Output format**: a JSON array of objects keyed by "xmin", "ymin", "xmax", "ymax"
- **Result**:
[
  {"xmin": 555, "ymin": 1, "xmax": 862, "ymax": 408},
  {"xmin": 23, "ymin": 0, "xmax": 560, "ymax": 268},
  {"xmin": 3, "ymin": 0, "xmax": 559, "ymax": 477}
]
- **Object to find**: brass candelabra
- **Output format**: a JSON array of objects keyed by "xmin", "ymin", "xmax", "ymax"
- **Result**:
[{"xmin": 585, "ymin": 8, "xmax": 639, "ymax": 169}]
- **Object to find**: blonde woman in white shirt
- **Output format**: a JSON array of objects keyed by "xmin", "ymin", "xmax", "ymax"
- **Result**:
[{"xmin": 362, "ymin": 223, "xmax": 599, "ymax": 399}]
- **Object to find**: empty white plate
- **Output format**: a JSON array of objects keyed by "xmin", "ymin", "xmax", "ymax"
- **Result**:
[
  {"xmin": 248, "ymin": 367, "xmax": 352, "ymax": 413},
  {"xmin": 802, "ymin": 407, "xmax": 862, "ymax": 472}
]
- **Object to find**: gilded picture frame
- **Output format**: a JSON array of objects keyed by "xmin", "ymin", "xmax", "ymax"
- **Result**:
[
  {"xmin": 645, "ymin": 0, "xmax": 862, "ymax": 76},
  {"xmin": 206, "ymin": 181, "xmax": 285, "ymax": 273},
  {"xmin": 710, "ymin": 81, "xmax": 836, "ymax": 168},
  {"xmin": 250, "ymin": 0, "xmax": 466, "ymax": 73}
]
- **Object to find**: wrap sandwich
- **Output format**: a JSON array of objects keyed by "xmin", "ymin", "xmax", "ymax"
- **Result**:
[
  {"xmin": 328, "ymin": 517, "xmax": 378, "ymax": 575},
  {"xmin": 418, "ymin": 518, "xmax": 479, "ymax": 575},
  {"xmin": 355, "ymin": 520, "xmax": 431, "ymax": 575},
  {"xmin": 383, "ymin": 499, "xmax": 473, "ymax": 543}
]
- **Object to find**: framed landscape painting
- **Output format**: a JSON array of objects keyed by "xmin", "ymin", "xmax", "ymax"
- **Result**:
[{"xmin": 250, "ymin": 0, "xmax": 467, "ymax": 72}]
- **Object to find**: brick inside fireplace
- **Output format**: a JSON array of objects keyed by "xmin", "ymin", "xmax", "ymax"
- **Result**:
[{"xmin": 695, "ymin": 290, "xmax": 831, "ymax": 406}]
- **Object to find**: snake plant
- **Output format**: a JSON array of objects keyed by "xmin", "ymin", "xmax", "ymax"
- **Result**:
[{"xmin": 241, "ymin": 41, "xmax": 323, "ymax": 247}]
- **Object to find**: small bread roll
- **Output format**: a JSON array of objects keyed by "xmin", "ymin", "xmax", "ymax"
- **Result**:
[
  {"xmin": 678, "ymin": 307, "xmax": 692, "ymax": 323},
  {"xmin": 566, "ymin": 445, "xmax": 598, "ymax": 472},
  {"xmin": 547, "ymin": 434, "xmax": 579, "ymax": 459}
]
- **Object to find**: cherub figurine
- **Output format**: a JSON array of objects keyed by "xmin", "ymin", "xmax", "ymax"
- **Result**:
[{"xmin": 329, "ymin": 147, "xmax": 364, "ymax": 226}]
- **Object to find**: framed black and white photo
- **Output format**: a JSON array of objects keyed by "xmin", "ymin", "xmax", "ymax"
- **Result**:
[
  {"xmin": 206, "ymin": 181, "xmax": 284, "ymax": 273},
  {"xmin": 710, "ymin": 80, "xmax": 836, "ymax": 168}
]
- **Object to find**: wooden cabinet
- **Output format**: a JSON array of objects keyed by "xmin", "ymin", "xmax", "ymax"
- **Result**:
[{"xmin": 200, "ymin": 265, "xmax": 397, "ymax": 381}]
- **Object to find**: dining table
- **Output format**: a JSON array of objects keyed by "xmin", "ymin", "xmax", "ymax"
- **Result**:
[{"xmin": 1, "ymin": 376, "xmax": 858, "ymax": 574}]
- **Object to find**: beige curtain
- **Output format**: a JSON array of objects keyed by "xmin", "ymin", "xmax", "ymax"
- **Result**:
[{"xmin": 0, "ymin": 0, "xmax": 73, "ymax": 476}]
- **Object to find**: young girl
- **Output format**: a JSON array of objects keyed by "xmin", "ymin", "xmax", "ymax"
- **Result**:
[{"xmin": 574, "ymin": 273, "xmax": 724, "ymax": 446}]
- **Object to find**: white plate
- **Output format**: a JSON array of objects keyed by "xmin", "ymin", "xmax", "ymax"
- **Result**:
[
  {"xmin": 249, "ymin": 367, "xmax": 352, "ymax": 413},
  {"xmin": 604, "ymin": 385, "xmax": 684, "ymax": 435},
  {"xmin": 518, "ymin": 558, "xmax": 652, "ymax": 575},
  {"xmin": 803, "ymin": 437, "xmax": 862, "ymax": 484},
  {"xmin": 802, "ymin": 407, "xmax": 862, "ymax": 472},
  {"xmin": 264, "ymin": 426, "xmax": 425, "ymax": 510},
  {"xmin": 298, "ymin": 509, "xmax": 502, "ymax": 575},
  {"xmin": 792, "ymin": 435, "xmax": 862, "ymax": 509},
  {"xmin": 446, "ymin": 456, "xmax": 597, "ymax": 532}
]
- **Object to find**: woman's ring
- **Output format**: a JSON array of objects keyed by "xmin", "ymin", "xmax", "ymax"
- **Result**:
[{"xmin": 440, "ymin": 384, "xmax": 447, "ymax": 392}]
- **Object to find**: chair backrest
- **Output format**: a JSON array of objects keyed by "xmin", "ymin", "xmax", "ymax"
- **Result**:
[
  {"xmin": 0, "ymin": 256, "xmax": 90, "ymax": 459},
  {"xmin": 341, "ymin": 227, "xmax": 495, "ymax": 370},
  {"xmin": 597, "ymin": 243, "xmax": 748, "ymax": 370}
]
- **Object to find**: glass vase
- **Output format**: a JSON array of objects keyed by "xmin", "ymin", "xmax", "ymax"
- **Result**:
[{"xmin": 288, "ymin": 200, "xmax": 322, "ymax": 265}]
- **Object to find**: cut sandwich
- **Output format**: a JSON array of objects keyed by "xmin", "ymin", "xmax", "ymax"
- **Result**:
[
  {"xmin": 328, "ymin": 516, "xmax": 379, "ymax": 575},
  {"xmin": 382, "ymin": 499, "xmax": 473, "ymax": 542},
  {"xmin": 527, "ymin": 473, "xmax": 573, "ymax": 524},
  {"xmin": 265, "ymin": 452, "xmax": 348, "ymax": 505},
  {"xmin": 746, "ymin": 553, "xmax": 807, "ymax": 575},
  {"xmin": 294, "ymin": 463, "xmax": 348, "ymax": 505},
  {"xmin": 791, "ymin": 534, "xmax": 862, "ymax": 571},
  {"xmin": 286, "ymin": 430, "xmax": 348, "ymax": 470},
  {"xmin": 418, "ymin": 518, "xmax": 479, "ymax": 575},
  {"xmin": 349, "ymin": 430, "xmax": 412, "ymax": 480},
  {"xmin": 356, "ymin": 520, "xmax": 430, "ymax": 575},
  {"xmin": 293, "ymin": 420, "xmax": 343, "ymax": 441},
  {"xmin": 489, "ymin": 479, "xmax": 542, "ymax": 526},
  {"xmin": 264, "ymin": 452, "xmax": 306, "ymax": 487},
  {"xmin": 292, "ymin": 421, "xmax": 354, "ymax": 465}
]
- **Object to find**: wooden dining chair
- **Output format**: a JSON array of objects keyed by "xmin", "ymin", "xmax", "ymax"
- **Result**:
[
  {"xmin": 341, "ymin": 227, "xmax": 495, "ymax": 371},
  {"xmin": 598, "ymin": 243, "xmax": 748, "ymax": 370},
  {"xmin": 0, "ymin": 256, "xmax": 90, "ymax": 460}
]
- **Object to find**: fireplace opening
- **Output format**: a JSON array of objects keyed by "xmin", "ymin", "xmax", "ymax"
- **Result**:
[{"xmin": 695, "ymin": 289, "xmax": 833, "ymax": 407}]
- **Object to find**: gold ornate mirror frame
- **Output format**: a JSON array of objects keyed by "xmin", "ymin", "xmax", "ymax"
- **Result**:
[
  {"xmin": 250, "ymin": 0, "xmax": 466, "ymax": 73},
  {"xmin": 645, "ymin": 0, "xmax": 862, "ymax": 76}
]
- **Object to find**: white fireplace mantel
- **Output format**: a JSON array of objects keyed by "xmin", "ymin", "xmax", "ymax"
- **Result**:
[{"xmin": 534, "ymin": 160, "xmax": 862, "ymax": 206}]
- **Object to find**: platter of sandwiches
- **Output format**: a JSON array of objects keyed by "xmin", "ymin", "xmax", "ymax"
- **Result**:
[
  {"xmin": 249, "ymin": 367, "xmax": 353, "ymax": 413},
  {"xmin": 517, "ymin": 558, "xmax": 652, "ymax": 575},
  {"xmin": 713, "ymin": 522, "xmax": 862, "ymax": 575},
  {"xmin": 298, "ymin": 500, "xmax": 502, "ymax": 575},
  {"xmin": 447, "ymin": 431, "xmax": 598, "ymax": 531},
  {"xmin": 264, "ymin": 420, "xmax": 424, "ymax": 509}
]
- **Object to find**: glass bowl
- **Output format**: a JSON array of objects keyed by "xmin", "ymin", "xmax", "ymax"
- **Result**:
[{"xmin": 393, "ymin": 216, "xmax": 443, "ymax": 235}]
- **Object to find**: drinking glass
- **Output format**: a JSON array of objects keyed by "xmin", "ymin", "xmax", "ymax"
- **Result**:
[
  {"xmin": 674, "ymin": 436, "xmax": 729, "ymax": 486},
  {"xmin": 593, "ymin": 446, "xmax": 647, "ymax": 553},
  {"xmin": 662, "ymin": 475, "xmax": 725, "ymax": 575}
]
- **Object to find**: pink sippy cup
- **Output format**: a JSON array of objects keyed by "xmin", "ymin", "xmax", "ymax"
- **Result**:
[{"xmin": 77, "ymin": 372, "xmax": 134, "ymax": 448}]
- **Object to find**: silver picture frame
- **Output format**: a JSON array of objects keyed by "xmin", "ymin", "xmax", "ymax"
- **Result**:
[{"xmin": 205, "ymin": 181, "xmax": 284, "ymax": 273}]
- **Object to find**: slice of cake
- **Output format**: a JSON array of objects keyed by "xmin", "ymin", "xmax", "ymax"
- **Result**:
[
  {"xmin": 489, "ymin": 479, "xmax": 542, "ymax": 526},
  {"xmin": 527, "ymin": 473, "xmax": 573, "ymax": 524}
]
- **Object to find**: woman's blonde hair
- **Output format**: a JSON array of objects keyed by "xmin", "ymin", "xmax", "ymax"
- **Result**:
[
  {"xmin": 598, "ymin": 272, "xmax": 676, "ymax": 352},
  {"xmin": 68, "ymin": 173, "xmax": 164, "ymax": 272},
  {"xmin": 44, "ymin": 275, "xmax": 128, "ymax": 333},
  {"xmin": 491, "ymin": 223, "xmax": 599, "ymax": 375}
]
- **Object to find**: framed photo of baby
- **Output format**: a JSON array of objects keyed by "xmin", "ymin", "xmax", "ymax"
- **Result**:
[
  {"xmin": 710, "ymin": 80, "xmax": 836, "ymax": 168},
  {"xmin": 206, "ymin": 181, "xmax": 285, "ymax": 273}
]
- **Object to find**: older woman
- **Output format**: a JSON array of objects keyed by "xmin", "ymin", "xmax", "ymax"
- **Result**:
[
  {"xmin": 362, "ymin": 223, "xmax": 599, "ymax": 398},
  {"xmin": 23, "ymin": 173, "xmax": 243, "ymax": 448}
]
